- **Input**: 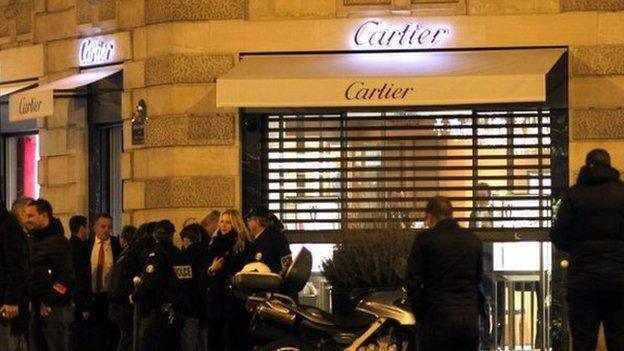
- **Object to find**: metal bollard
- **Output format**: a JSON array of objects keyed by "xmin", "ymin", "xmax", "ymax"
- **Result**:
[{"xmin": 132, "ymin": 276, "xmax": 142, "ymax": 351}]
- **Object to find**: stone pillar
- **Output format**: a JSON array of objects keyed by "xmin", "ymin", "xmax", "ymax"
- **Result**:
[{"xmin": 122, "ymin": 50, "xmax": 240, "ymax": 236}]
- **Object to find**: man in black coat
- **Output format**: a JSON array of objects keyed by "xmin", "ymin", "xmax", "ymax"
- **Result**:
[
  {"xmin": 551, "ymin": 149, "xmax": 624, "ymax": 351},
  {"xmin": 405, "ymin": 196, "xmax": 483, "ymax": 351},
  {"xmin": 0, "ymin": 199, "xmax": 29, "ymax": 350},
  {"xmin": 25, "ymin": 199, "xmax": 75, "ymax": 351}
]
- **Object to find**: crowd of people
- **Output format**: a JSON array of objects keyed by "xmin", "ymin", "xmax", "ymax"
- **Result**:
[{"xmin": 0, "ymin": 198, "xmax": 291, "ymax": 351}]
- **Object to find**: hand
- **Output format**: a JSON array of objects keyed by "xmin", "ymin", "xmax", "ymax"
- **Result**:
[
  {"xmin": 0, "ymin": 305, "xmax": 19, "ymax": 319},
  {"xmin": 210, "ymin": 257, "xmax": 225, "ymax": 273},
  {"xmin": 129, "ymin": 294, "xmax": 134, "ymax": 305},
  {"xmin": 40, "ymin": 304, "xmax": 52, "ymax": 317},
  {"xmin": 82, "ymin": 311, "xmax": 90, "ymax": 320}
]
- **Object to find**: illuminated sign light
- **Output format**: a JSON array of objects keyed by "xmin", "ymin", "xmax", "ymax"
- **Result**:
[
  {"xmin": 78, "ymin": 38, "xmax": 115, "ymax": 66},
  {"xmin": 353, "ymin": 20, "xmax": 451, "ymax": 49}
]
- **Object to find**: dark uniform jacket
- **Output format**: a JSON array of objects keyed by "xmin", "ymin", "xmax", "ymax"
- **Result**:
[
  {"xmin": 405, "ymin": 219, "xmax": 483, "ymax": 334},
  {"xmin": 133, "ymin": 241, "xmax": 191, "ymax": 315},
  {"xmin": 247, "ymin": 225, "xmax": 291, "ymax": 274},
  {"xmin": 70, "ymin": 235, "xmax": 92, "ymax": 313},
  {"xmin": 550, "ymin": 164, "xmax": 624, "ymax": 291},
  {"xmin": 183, "ymin": 242, "xmax": 210, "ymax": 321},
  {"xmin": 28, "ymin": 223, "xmax": 75, "ymax": 306},
  {"xmin": 0, "ymin": 208, "xmax": 29, "ymax": 306}
]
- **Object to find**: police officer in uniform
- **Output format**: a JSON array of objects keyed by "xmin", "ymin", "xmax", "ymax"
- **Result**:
[
  {"xmin": 245, "ymin": 207, "xmax": 292, "ymax": 274},
  {"xmin": 131, "ymin": 220, "xmax": 192, "ymax": 351}
]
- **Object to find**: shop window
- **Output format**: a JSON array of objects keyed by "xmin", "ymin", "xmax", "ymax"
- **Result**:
[
  {"xmin": 2, "ymin": 134, "xmax": 39, "ymax": 206},
  {"xmin": 243, "ymin": 108, "xmax": 563, "ymax": 242}
]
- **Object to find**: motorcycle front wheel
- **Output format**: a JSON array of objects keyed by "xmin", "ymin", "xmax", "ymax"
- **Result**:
[{"xmin": 256, "ymin": 338, "xmax": 305, "ymax": 351}]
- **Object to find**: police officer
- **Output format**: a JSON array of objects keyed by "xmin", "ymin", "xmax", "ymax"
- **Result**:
[
  {"xmin": 245, "ymin": 207, "xmax": 291, "ymax": 274},
  {"xmin": 131, "ymin": 220, "xmax": 192, "ymax": 351}
]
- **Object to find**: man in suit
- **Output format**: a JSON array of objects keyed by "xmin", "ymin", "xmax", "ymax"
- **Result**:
[{"xmin": 89, "ymin": 214, "xmax": 121, "ymax": 350}]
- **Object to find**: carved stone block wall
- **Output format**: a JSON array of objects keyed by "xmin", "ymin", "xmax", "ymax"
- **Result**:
[
  {"xmin": 570, "ymin": 44, "xmax": 624, "ymax": 141},
  {"xmin": 145, "ymin": 0, "xmax": 245, "ymax": 24},
  {"xmin": 144, "ymin": 54, "xmax": 235, "ymax": 86},
  {"xmin": 468, "ymin": 0, "xmax": 560, "ymax": 14},
  {"xmin": 562, "ymin": 0, "xmax": 624, "ymax": 11},
  {"xmin": 76, "ymin": 0, "xmax": 117, "ymax": 25},
  {"xmin": 144, "ymin": 176, "xmax": 236, "ymax": 208},
  {"xmin": 337, "ymin": 0, "xmax": 466, "ymax": 16},
  {"xmin": 571, "ymin": 110, "xmax": 624, "ymax": 140},
  {"xmin": 0, "ymin": 0, "xmax": 32, "ymax": 42},
  {"xmin": 145, "ymin": 114, "xmax": 236, "ymax": 147},
  {"xmin": 571, "ymin": 46, "xmax": 624, "ymax": 76}
]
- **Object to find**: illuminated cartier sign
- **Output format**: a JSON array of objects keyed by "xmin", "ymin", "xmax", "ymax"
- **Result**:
[
  {"xmin": 78, "ymin": 38, "xmax": 115, "ymax": 66},
  {"xmin": 353, "ymin": 20, "xmax": 450, "ymax": 48}
]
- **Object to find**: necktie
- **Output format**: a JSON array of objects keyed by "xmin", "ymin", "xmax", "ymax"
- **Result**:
[{"xmin": 96, "ymin": 241, "xmax": 105, "ymax": 292}]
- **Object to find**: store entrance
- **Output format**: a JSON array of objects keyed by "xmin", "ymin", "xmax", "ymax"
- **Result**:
[
  {"xmin": 87, "ymin": 71, "xmax": 123, "ymax": 234},
  {"xmin": 242, "ymin": 107, "xmax": 568, "ymax": 351}
]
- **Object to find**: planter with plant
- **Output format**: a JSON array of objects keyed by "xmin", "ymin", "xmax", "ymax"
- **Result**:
[{"xmin": 321, "ymin": 230, "xmax": 416, "ymax": 316}]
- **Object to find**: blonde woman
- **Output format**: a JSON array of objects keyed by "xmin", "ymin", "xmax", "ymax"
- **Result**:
[{"xmin": 205, "ymin": 209, "xmax": 252, "ymax": 351}]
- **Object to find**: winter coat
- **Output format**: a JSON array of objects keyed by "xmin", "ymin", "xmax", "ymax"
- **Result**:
[{"xmin": 550, "ymin": 164, "xmax": 624, "ymax": 291}]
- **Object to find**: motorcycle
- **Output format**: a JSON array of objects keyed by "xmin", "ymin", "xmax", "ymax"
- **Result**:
[{"xmin": 232, "ymin": 247, "xmax": 417, "ymax": 351}]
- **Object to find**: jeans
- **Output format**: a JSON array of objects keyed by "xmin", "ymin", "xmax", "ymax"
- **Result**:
[{"xmin": 29, "ymin": 305, "xmax": 73, "ymax": 351}]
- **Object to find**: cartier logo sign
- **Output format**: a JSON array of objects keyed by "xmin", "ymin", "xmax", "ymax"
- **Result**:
[
  {"xmin": 78, "ymin": 38, "xmax": 115, "ymax": 66},
  {"xmin": 353, "ymin": 20, "xmax": 450, "ymax": 48},
  {"xmin": 18, "ymin": 97, "xmax": 42, "ymax": 114},
  {"xmin": 345, "ymin": 81, "xmax": 414, "ymax": 101}
]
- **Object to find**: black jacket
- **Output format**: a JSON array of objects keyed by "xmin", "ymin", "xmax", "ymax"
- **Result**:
[
  {"xmin": 28, "ymin": 223, "xmax": 75, "ymax": 306},
  {"xmin": 205, "ymin": 230, "xmax": 250, "ymax": 321},
  {"xmin": 405, "ymin": 219, "xmax": 483, "ymax": 331},
  {"xmin": 0, "ymin": 208, "xmax": 29, "ymax": 306},
  {"xmin": 70, "ymin": 235, "xmax": 92, "ymax": 312},
  {"xmin": 247, "ymin": 226, "xmax": 291, "ymax": 274},
  {"xmin": 133, "ymin": 240, "xmax": 191, "ymax": 314},
  {"xmin": 183, "ymin": 242, "xmax": 210, "ymax": 320},
  {"xmin": 210, "ymin": 230, "xmax": 249, "ymax": 280},
  {"xmin": 550, "ymin": 164, "xmax": 624, "ymax": 291}
]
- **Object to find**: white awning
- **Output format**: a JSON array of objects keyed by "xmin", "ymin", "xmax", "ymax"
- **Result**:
[
  {"xmin": 217, "ymin": 49, "xmax": 566, "ymax": 108},
  {"xmin": 9, "ymin": 64, "xmax": 122, "ymax": 122},
  {"xmin": 0, "ymin": 81, "xmax": 37, "ymax": 97}
]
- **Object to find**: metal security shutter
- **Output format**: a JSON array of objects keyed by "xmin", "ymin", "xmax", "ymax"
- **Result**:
[{"xmin": 243, "ymin": 109, "xmax": 566, "ymax": 243}]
